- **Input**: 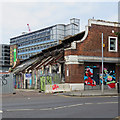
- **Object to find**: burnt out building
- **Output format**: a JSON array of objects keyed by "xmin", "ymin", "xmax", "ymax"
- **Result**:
[
  {"xmin": 11, "ymin": 19, "xmax": 120, "ymax": 91},
  {"xmin": 64, "ymin": 19, "xmax": 120, "ymax": 90}
]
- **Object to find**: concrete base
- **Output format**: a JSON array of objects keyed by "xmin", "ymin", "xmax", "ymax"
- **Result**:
[
  {"xmin": 45, "ymin": 83, "xmax": 84, "ymax": 93},
  {"xmin": 69, "ymin": 83, "xmax": 84, "ymax": 91}
]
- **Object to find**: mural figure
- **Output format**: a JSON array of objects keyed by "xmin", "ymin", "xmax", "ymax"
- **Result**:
[
  {"xmin": 40, "ymin": 76, "xmax": 46, "ymax": 91},
  {"xmin": 100, "ymin": 68, "xmax": 115, "ymax": 88},
  {"xmin": 84, "ymin": 68, "xmax": 96, "ymax": 86}
]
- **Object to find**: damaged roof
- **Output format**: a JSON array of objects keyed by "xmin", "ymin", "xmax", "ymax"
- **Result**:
[{"xmin": 12, "ymin": 31, "xmax": 85, "ymax": 74}]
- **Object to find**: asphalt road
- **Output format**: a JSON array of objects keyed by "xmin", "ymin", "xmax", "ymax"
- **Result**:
[{"xmin": 1, "ymin": 91, "xmax": 119, "ymax": 119}]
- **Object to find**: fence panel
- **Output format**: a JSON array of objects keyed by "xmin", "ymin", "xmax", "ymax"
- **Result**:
[
  {"xmin": 0, "ymin": 73, "xmax": 14, "ymax": 94},
  {"xmin": 39, "ymin": 73, "xmax": 61, "ymax": 91}
]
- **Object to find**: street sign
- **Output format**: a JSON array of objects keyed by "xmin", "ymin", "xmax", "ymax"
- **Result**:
[{"xmin": 25, "ymin": 74, "xmax": 31, "ymax": 79}]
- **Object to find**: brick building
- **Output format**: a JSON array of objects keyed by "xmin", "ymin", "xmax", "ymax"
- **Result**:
[{"xmin": 64, "ymin": 19, "xmax": 120, "ymax": 89}]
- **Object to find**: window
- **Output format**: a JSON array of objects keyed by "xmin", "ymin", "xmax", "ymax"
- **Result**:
[{"xmin": 108, "ymin": 36, "xmax": 117, "ymax": 52}]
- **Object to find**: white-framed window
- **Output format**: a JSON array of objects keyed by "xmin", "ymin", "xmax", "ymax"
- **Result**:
[{"xmin": 108, "ymin": 36, "xmax": 118, "ymax": 52}]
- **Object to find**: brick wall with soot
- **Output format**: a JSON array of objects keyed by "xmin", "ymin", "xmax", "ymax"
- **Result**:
[
  {"xmin": 65, "ymin": 24, "xmax": 119, "ymax": 58},
  {"xmin": 65, "ymin": 64, "xmax": 84, "ymax": 83}
]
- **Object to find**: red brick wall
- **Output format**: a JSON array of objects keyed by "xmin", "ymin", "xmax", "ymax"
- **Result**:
[
  {"xmin": 115, "ymin": 64, "xmax": 120, "ymax": 82},
  {"xmin": 65, "ymin": 24, "xmax": 119, "ymax": 58},
  {"xmin": 65, "ymin": 64, "xmax": 84, "ymax": 83}
]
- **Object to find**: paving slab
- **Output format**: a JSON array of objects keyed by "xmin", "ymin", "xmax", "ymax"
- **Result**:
[{"xmin": 63, "ymin": 90, "xmax": 119, "ymax": 97}]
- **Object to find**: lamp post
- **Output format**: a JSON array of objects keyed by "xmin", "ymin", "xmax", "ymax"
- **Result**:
[{"xmin": 102, "ymin": 33, "xmax": 104, "ymax": 93}]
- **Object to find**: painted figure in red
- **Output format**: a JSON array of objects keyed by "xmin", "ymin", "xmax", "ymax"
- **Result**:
[{"xmin": 85, "ymin": 68, "xmax": 96, "ymax": 86}]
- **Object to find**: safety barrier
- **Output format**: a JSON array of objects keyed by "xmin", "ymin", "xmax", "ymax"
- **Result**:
[
  {"xmin": 0, "ymin": 73, "xmax": 14, "ymax": 94},
  {"xmin": 45, "ymin": 83, "xmax": 84, "ymax": 93},
  {"xmin": 69, "ymin": 83, "xmax": 84, "ymax": 91},
  {"xmin": 45, "ymin": 83, "xmax": 71, "ymax": 93}
]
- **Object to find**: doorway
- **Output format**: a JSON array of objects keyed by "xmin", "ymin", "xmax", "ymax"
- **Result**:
[
  {"xmin": 93, "ymin": 68, "xmax": 99, "ymax": 85},
  {"xmin": 25, "ymin": 79, "xmax": 28, "ymax": 89}
]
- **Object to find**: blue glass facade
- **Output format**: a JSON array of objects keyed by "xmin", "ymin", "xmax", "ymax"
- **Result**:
[
  {"xmin": 10, "ymin": 18, "xmax": 80, "ymax": 62},
  {"xmin": 10, "ymin": 27, "xmax": 57, "ymax": 60}
]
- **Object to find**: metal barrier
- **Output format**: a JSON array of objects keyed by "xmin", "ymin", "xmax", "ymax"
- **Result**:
[
  {"xmin": 117, "ymin": 81, "xmax": 120, "ymax": 93},
  {"xmin": 0, "ymin": 73, "xmax": 14, "ymax": 94}
]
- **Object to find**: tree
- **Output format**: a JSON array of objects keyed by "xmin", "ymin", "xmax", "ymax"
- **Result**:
[{"xmin": 115, "ymin": 32, "xmax": 120, "ymax": 46}]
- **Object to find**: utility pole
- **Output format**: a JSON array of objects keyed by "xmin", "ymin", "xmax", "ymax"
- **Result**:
[{"xmin": 102, "ymin": 33, "xmax": 104, "ymax": 93}]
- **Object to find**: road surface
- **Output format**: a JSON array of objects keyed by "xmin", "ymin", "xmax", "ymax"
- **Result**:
[{"xmin": 1, "ymin": 91, "xmax": 119, "ymax": 119}]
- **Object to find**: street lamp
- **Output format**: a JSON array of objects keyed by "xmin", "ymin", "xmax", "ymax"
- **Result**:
[{"xmin": 102, "ymin": 33, "xmax": 104, "ymax": 93}]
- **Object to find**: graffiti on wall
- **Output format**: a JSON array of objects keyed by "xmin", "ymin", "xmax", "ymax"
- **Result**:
[
  {"xmin": 84, "ymin": 67, "xmax": 96, "ymax": 86},
  {"xmin": 0, "ymin": 74, "xmax": 8, "ymax": 86},
  {"xmin": 100, "ymin": 68, "xmax": 116, "ymax": 88},
  {"xmin": 52, "ymin": 84, "xmax": 59, "ymax": 90},
  {"xmin": 84, "ymin": 65, "xmax": 116, "ymax": 88},
  {"xmin": 40, "ymin": 76, "xmax": 52, "ymax": 91}
]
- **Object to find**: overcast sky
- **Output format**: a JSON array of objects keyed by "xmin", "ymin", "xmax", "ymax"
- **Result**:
[{"xmin": 0, "ymin": 0, "xmax": 119, "ymax": 44}]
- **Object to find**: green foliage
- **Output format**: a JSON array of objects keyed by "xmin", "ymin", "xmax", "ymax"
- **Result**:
[
  {"xmin": 115, "ymin": 32, "xmax": 120, "ymax": 37},
  {"xmin": 115, "ymin": 32, "xmax": 120, "ymax": 46}
]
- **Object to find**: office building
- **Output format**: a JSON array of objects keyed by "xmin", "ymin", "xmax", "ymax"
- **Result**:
[
  {"xmin": 0, "ymin": 44, "xmax": 10, "ymax": 72},
  {"xmin": 10, "ymin": 18, "xmax": 80, "ymax": 66}
]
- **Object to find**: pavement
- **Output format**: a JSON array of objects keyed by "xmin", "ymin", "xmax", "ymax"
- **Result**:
[
  {"xmin": 112, "ymin": 116, "xmax": 120, "ymax": 120},
  {"xmin": 1, "ymin": 88, "xmax": 119, "ymax": 97},
  {"xmin": 63, "ymin": 89, "xmax": 119, "ymax": 97}
]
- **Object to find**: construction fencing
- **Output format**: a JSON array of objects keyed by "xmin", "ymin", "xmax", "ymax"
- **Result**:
[
  {"xmin": 38, "ymin": 73, "xmax": 61, "ymax": 91},
  {"xmin": 0, "ymin": 73, "xmax": 14, "ymax": 94}
]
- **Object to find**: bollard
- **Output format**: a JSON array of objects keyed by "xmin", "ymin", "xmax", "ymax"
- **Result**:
[{"xmin": 117, "ymin": 81, "xmax": 119, "ymax": 93}]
